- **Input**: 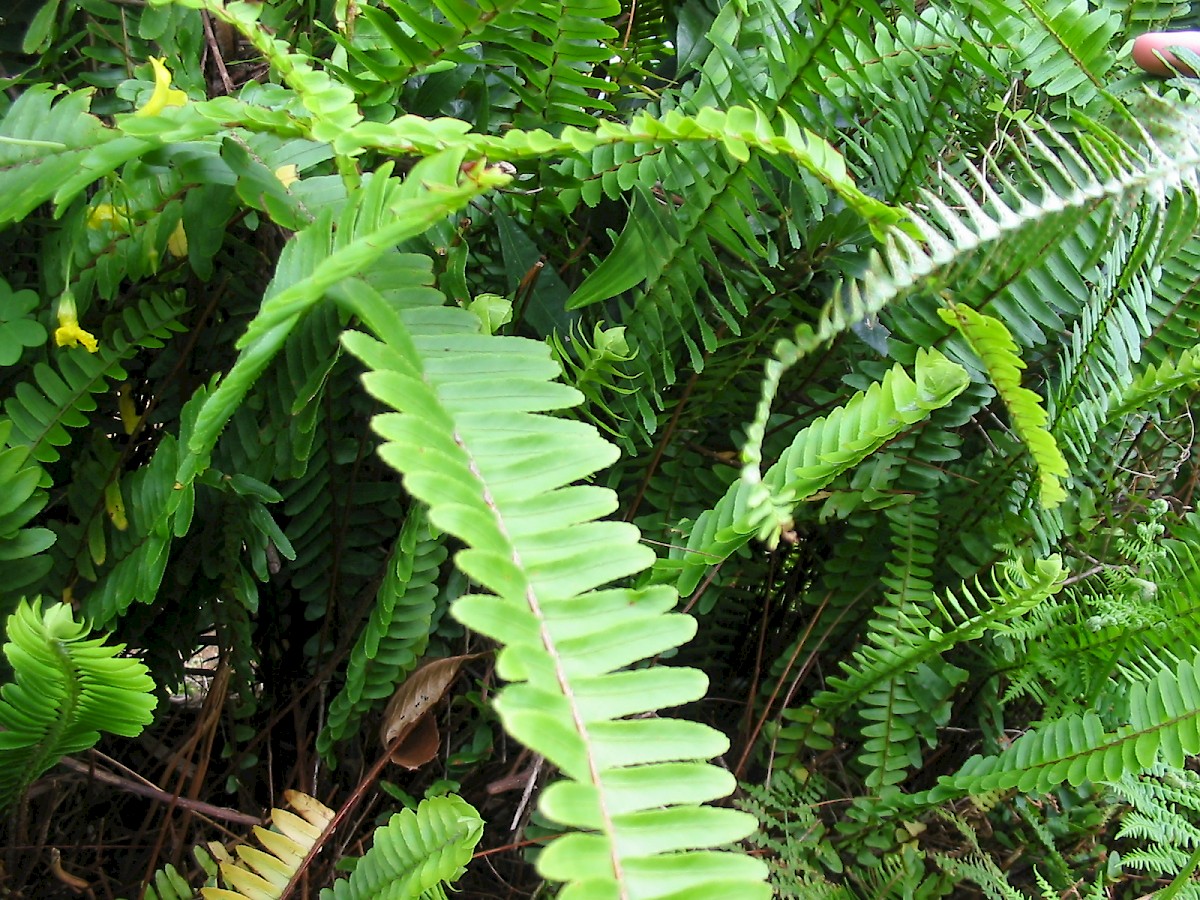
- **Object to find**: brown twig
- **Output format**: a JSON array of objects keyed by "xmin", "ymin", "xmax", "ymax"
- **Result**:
[{"xmin": 57, "ymin": 756, "xmax": 261, "ymax": 828}]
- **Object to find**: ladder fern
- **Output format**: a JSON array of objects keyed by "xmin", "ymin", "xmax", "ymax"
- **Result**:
[
  {"xmin": 0, "ymin": 599, "xmax": 156, "ymax": 811},
  {"xmin": 924, "ymin": 648, "xmax": 1200, "ymax": 801},
  {"xmin": 338, "ymin": 279, "xmax": 770, "ymax": 898}
]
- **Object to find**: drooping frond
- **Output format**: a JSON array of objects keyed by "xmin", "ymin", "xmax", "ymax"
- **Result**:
[
  {"xmin": 180, "ymin": 152, "xmax": 506, "ymax": 487},
  {"xmin": 938, "ymin": 300, "xmax": 1069, "ymax": 508},
  {"xmin": 338, "ymin": 280, "xmax": 770, "ymax": 897}
]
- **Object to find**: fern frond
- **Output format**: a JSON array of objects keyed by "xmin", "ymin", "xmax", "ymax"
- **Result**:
[
  {"xmin": 0, "ymin": 84, "xmax": 117, "ymax": 224},
  {"xmin": 3, "ymin": 293, "xmax": 186, "ymax": 465},
  {"xmin": 180, "ymin": 153, "xmax": 508, "ymax": 488},
  {"xmin": 926, "ymin": 648, "xmax": 1200, "ymax": 800},
  {"xmin": 338, "ymin": 280, "xmax": 770, "ymax": 898},
  {"xmin": 675, "ymin": 347, "xmax": 969, "ymax": 595},
  {"xmin": 332, "ymin": 0, "xmax": 527, "ymax": 86},
  {"xmin": 319, "ymin": 509, "xmax": 446, "ymax": 759},
  {"xmin": 0, "ymin": 598, "xmax": 156, "ymax": 811},
  {"xmin": 506, "ymin": 0, "xmax": 621, "ymax": 130},
  {"xmin": 320, "ymin": 795, "xmax": 483, "ymax": 900},
  {"xmin": 0, "ymin": 422, "xmax": 54, "ymax": 596},
  {"xmin": 967, "ymin": 0, "xmax": 1120, "ymax": 103},
  {"xmin": 201, "ymin": 790, "xmax": 333, "ymax": 900},
  {"xmin": 799, "ymin": 101, "xmax": 1200, "ymax": 384},
  {"xmin": 812, "ymin": 555, "xmax": 1066, "ymax": 716},
  {"xmin": 938, "ymin": 300, "xmax": 1069, "ymax": 508},
  {"xmin": 1106, "ymin": 343, "xmax": 1200, "ymax": 423}
]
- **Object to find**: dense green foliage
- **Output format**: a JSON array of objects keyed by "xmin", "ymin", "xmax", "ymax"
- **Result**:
[{"xmin": 4, "ymin": 0, "xmax": 1200, "ymax": 895}]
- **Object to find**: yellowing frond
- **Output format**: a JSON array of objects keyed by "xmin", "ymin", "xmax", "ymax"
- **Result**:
[
  {"xmin": 938, "ymin": 300, "xmax": 1069, "ymax": 508},
  {"xmin": 198, "ymin": 792, "xmax": 333, "ymax": 900}
]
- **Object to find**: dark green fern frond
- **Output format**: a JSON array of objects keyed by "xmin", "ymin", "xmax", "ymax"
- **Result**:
[
  {"xmin": 810, "ymin": 555, "xmax": 1065, "ymax": 720},
  {"xmin": 3, "ymin": 293, "xmax": 187, "ymax": 465},
  {"xmin": 318, "ymin": 508, "xmax": 447, "ymax": 759},
  {"xmin": 0, "ymin": 422, "xmax": 55, "ymax": 597}
]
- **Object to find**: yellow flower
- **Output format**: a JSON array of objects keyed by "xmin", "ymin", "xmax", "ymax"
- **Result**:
[
  {"xmin": 274, "ymin": 164, "xmax": 300, "ymax": 188},
  {"xmin": 87, "ymin": 203, "xmax": 132, "ymax": 231},
  {"xmin": 135, "ymin": 57, "xmax": 188, "ymax": 117},
  {"xmin": 54, "ymin": 291, "xmax": 99, "ymax": 353},
  {"xmin": 168, "ymin": 220, "xmax": 188, "ymax": 257}
]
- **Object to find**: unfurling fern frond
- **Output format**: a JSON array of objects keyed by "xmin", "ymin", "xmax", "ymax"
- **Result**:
[
  {"xmin": 547, "ymin": 321, "xmax": 639, "ymax": 434},
  {"xmin": 338, "ymin": 279, "xmax": 770, "ymax": 898},
  {"xmin": 938, "ymin": 300, "xmax": 1069, "ymax": 508},
  {"xmin": 321, "ymin": 795, "xmax": 483, "ymax": 900},
  {"xmin": 0, "ymin": 599, "xmax": 156, "ymax": 811}
]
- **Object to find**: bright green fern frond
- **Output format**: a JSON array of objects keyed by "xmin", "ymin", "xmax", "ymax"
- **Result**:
[
  {"xmin": 963, "ymin": 0, "xmax": 1120, "ymax": 104},
  {"xmin": 1106, "ymin": 343, "xmax": 1200, "ymax": 423},
  {"xmin": 338, "ymin": 280, "xmax": 770, "ymax": 898},
  {"xmin": 926, "ymin": 648, "xmax": 1200, "ymax": 800},
  {"xmin": 810, "ymin": 555, "xmax": 1065, "ymax": 717},
  {"xmin": 938, "ymin": 300, "xmax": 1069, "ymax": 508},
  {"xmin": 321, "ymin": 795, "xmax": 483, "ymax": 900},
  {"xmin": 0, "ymin": 598, "xmax": 156, "ymax": 811},
  {"xmin": 675, "ymin": 347, "xmax": 969, "ymax": 595}
]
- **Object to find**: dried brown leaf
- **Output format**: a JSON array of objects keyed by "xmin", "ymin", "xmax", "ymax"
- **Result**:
[{"xmin": 379, "ymin": 654, "xmax": 482, "ymax": 768}]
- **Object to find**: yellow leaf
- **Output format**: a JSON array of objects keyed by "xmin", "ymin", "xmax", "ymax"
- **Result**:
[
  {"xmin": 105, "ymin": 480, "xmax": 128, "ymax": 531},
  {"xmin": 87, "ymin": 203, "xmax": 132, "ymax": 231},
  {"xmin": 274, "ymin": 164, "xmax": 299, "ymax": 188},
  {"xmin": 168, "ymin": 220, "xmax": 188, "ymax": 257},
  {"xmin": 118, "ymin": 383, "xmax": 142, "ymax": 435}
]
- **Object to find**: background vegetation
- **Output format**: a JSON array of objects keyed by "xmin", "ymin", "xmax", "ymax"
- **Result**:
[{"xmin": 3, "ymin": 0, "xmax": 1200, "ymax": 896}]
